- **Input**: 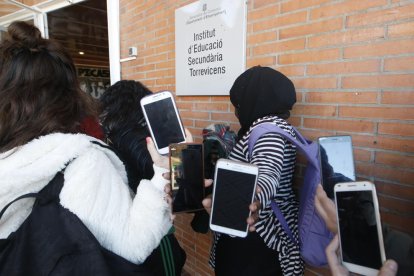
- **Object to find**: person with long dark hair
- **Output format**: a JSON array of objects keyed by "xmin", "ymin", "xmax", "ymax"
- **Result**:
[
  {"xmin": 100, "ymin": 80, "xmax": 186, "ymax": 275},
  {"xmin": 0, "ymin": 21, "xmax": 172, "ymax": 273}
]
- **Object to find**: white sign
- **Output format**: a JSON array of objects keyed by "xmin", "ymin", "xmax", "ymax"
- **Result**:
[{"xmin": 175, "ymin": 0, "xmax": 246, "ymax": 95}]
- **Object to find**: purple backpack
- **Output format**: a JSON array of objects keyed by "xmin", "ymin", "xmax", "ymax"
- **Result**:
[{"xmin": 248, "ymin": 123, "xmax": 333, "ymax": 267}]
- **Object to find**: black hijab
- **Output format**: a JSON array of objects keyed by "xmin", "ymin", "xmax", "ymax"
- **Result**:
[{"xmin": 230, "ymin": 66, "xmax": 296, "ymax": 139}]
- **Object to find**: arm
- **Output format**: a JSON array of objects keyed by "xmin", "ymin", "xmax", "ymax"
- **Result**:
[
  {"xmin": 249, "ymin": 133, "xmax": 287, "ymax": 211},
  {"xmin": 59, "ymin": 146, "xmax": 171, "ymax": 264}
]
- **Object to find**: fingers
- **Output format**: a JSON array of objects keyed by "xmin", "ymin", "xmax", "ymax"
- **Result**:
[
  {"xmin": 202, "ymin": 197, "xmax": 212, "ymax": 215},
  {"xmin": 184, "ymin": 128, "xmax": 194, "ymax": 143},
  {"xmin": 146, "ymin": 137, "xmax": 169, "ymax": 169},
  {"xmin": 204, "ymin": 179, "xmax": 213, "ymax": 188},
  {"xmin": 162, "ymin": 172, "xmax": 171, "ymax": 181},
  {"xmin": 247, "ymin": 200, "xmax": 260, "ymax": 232},
  {"xmin": 326, "ymin": 235, "xmax": 349, "ymax": 276},
  {"xmin": 378, "ymin": 260, "xmax": 398, "ymax": 276}
]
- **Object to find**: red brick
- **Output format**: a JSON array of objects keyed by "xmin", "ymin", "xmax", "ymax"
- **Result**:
[
  {"xmin": 376, "ymin": 180, "xmax": 414, "ymax": 201},
  {"xmin": 253, "ymin": 38, "xmax": 305, "ymax": 56},
  {"xmin": 308, "ymin": 60, "xmax": 380, "ymax": 75},
  {"xmin": 381, "ymin": 91, "xmax": 414, "ymax": 104},
  {"xmin": 281, "ymin": 0, "xmax": 332, "ymax": 13},
  {"xmin": 292, "ymin": 77, "xmax": 337, "ymax": 89},
  {"xmin": 253, "ymin": 0, "xmax": 281, "ymax": 9},
  {"xmin": 194, "ymin": 102, "xmax": 229, "ymax": 112},
  {"xmin": 375, "ymin": 151, "xmax": 414, "ymax": 169},
  {"xmin": 311, "ymin": 0, "xmax": 386, "ymax": 20},
  {"xmin": 352, "ymin": 134, "xmax": 414, "ymax": 153},
  {"xmin": 357, "ymin": 163, "xmax": 414, "ymax": 185},
  {"xmin": 308, "ymin": 27, "xmax": 385, "ymax": 48},
  {"xmin": 354, "ymin": 148, "xmax": 372, "ymax": 162},
  {"xmin": 389, "ymin": 20, "xmax": 414, "ymax": 37},
  {"xmin": 342, "ymin": 74, "xmax": 414, "ymax": 89},
  {"xmin": 253, "ymin": 11, "xmax": 307, "ymax": 32},
  {"xmin": 276, "ymin": 65, "xmax": 306, "ymax": 77},
  {"xmin": 247, "ymin": 56, "xmax": 276, "ymax": 68},
  {"xmin": 384, "ymin": 56, "xmax": 414, "ymax": 71},
  {"xmin": 293, "ymin": 104, "xmax": 336, "ymax": 117},
  {"xmin": 306, "ymin": 91, "xmax": 378, "ymax": 104},
  {"xmin": 381, "ymin": 212, "xmax": 414, "ymax": 234},
  {"xmin": 211, "ymin": 112, "xmax": 238, "ymax": 122},
  {"xmin": 340, "ymin": 106, "xmax": 414, "ymax": 120},
  {"xmin": 280, "ymin": 18, "xmax": 343, "ymax": 39},
  {"xmin": 379, "ymin": 122, "xmax": 414, "ymax": 136},
  {"xmin": 279, "ymin": 48, "xmax": 340, "ymax": 64},
  {"xmin": 247, "ymin": 31, "xmax": 278, "ymax": 45},
  {"xmin": 249, "ymin": 4, "xmax": 280, "ymax": 21},
  {"xmin": 179, "ymin": 110, "xmax": 210, "ymax": 120},
  {"xmin": 303, "ymin": 118, "xmax": 375, "ymax": 133},
  {"xmin": 344, "ymin": 39, "xmax": 414, "ymax": 58},
  {"xmin": 347, "ymin": 4, "xmax": 414, "ymax": 27}
]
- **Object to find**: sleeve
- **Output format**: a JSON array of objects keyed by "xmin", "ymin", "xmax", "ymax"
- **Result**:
[
  {"xmin": 59, "ymin": 148, "xmax": 172, "ymax": 264},
  {"xmin": 249, "ymin": 133, "xmax": 287, "ymax": 212}
]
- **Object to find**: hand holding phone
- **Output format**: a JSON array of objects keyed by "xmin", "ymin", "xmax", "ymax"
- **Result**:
[
  {"xmin": 209, "ymin": 159, "xmax": 258, "ymax": 238},
  {"xmin": 169, "ymin": 143, "xmax": 205, "ymax": 213},
  {"xmin": 140, "ymin": 91, "xmax": 186, "ymax": 155},
  {"xmin": 334, "ymin": 181, "xmax": 386, "ymax": 276}
]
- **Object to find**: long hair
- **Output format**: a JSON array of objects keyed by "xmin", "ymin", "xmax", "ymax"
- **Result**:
[
  {"xmin": 0, "ymin": 21, "xmax": 97, "ymax": 153},
  {"xmin": 99, "ymin": 80, "xmax": 152, "ymax": 137}
]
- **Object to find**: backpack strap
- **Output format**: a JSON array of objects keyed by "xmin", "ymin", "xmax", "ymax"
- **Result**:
[
  {"xmin": 0, "ymin": 163, "xmax": 70, "ymax": 222},
  {"xmin": 248, "ymin": 123, "xmax": 318, "ymax": 244}
]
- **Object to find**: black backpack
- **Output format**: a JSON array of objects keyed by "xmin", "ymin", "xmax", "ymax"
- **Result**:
[{"xmin": 0, "ymin": 170, "xmax": 152, "ymax": 276}]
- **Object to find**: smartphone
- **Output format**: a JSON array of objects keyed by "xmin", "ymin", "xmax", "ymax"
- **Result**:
[
  {"xmin": 169, "ymin": 143, "xmax": 205, "ymax": 213},
  {"xmin": 140, "ymin": 91, "xmax": 186, "ymax": 155},
  {"xmin": 334, "ymin": 181, "xmax": 386, "ymax": 276},
  {"xmin": 318, "ymin": 135, "xmax": 356, "ymax": 199},
  {"xmin": 209, "ymin": 159, "xmax": 258, "ymax": 238}
]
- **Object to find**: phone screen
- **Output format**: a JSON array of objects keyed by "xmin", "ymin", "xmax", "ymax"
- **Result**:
[
  {"xmin": 170, "ymin": 143, "xmax": 204, "ymax": 213},
  {"xmin": 142, "ymin": 97, "xmax": 185, "ymax": 150},
  {"xmin": 211, "ymin": 168, "xmax": 257, "ymax": 232},
  {"xmin": 336, "ymin": 190, "xmax": 382, "ymax": 270},
  {"xmin": 319, "ymin": 136, "xmax": 355, "ymax": 198}
]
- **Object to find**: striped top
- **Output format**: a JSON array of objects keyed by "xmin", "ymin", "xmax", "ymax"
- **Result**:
[{"xmin": 209, "ymin": 116, "xmax": 304, "ymax": 275}]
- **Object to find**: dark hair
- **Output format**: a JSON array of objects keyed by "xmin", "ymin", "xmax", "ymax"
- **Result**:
[
  {"xmin": 0, "ymin": 21, "xmax": 97, "ymax": 153},
  {"xmin": 99, "ymin": 80, "xmax": 152, "ymax": 136}
]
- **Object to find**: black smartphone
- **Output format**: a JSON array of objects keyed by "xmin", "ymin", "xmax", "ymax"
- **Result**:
[
  {"xmin": 209, "ymin": 159, "xmax": 258, "ymax": 238},
  {"xmin": 169, "ymin": 143, "xmax": 205, "ymax": 213},
  {"xmin": 318, "ymin": 135, "xmax": 356, "ymax": 199}
]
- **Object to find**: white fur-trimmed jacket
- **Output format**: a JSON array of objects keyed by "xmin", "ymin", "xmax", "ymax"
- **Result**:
[{"xmin": 0, "ymin": 133, "xmax": 172, "ymax": 264}]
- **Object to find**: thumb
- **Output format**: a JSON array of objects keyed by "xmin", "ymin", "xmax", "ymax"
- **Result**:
[
  {"xmin": 146, "ymin": 136, "xmax": 168, "ymax": 169},
  {"xmin": 146, "ymin": 137, "xmax": 159, "ymax": 162},
  {"xmin": 378, "ymin": 260, "xmax": 398, "ymax": 276}
]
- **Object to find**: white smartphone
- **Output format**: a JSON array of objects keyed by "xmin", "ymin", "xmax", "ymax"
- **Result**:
[
  {"xmin": 140, "ymin": 91, "xmax": 186, "ymax": 155},
  {"xmin": 334, "ymin": 181, "xmax": 386, "ymax": 276},
  {"xmin": 209, "ymin": 159, "xmax": 258, "ymax": 238},
  {"xmin": 318, "ymin": 135, "xmax": 356, "ymax": 199}
]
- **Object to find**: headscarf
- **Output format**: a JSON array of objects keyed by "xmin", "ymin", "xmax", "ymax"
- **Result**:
[{"xmin": 230, "ymin": 66, "xmax": 296, "ymax": 139}]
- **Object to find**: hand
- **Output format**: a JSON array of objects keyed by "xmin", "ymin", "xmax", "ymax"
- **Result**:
[
  {"xmin": 146, "ymin": 137, "xmax": 168, "ymax": 169},
  {"xmin": 326, "ymin": 235, "xmax": 398, "ymax": 276},
  {"xmin": 315, "ymin": 184, "xmax": 338, "ymax": 233},
  {"xmin": 202, "ymin": 179, "xmax": 213, "ymax": 215},
  {"xmin": 164, "ymin": 183, "xmax": 176, "ymax": 221},
  {"xmin": 202, "ymin": 180, "xmax": 262, "ymax": 232}
]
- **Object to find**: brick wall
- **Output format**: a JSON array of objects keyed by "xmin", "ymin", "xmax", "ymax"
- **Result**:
[{"xmin": 119, "ymin": 0, "xmax": 414, "ymax": 275}]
